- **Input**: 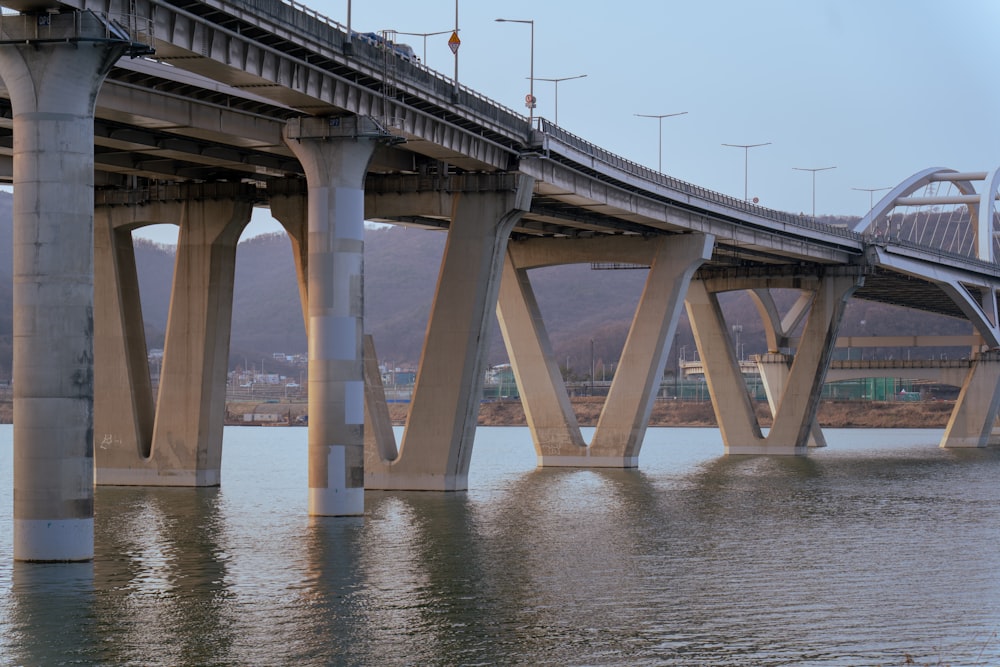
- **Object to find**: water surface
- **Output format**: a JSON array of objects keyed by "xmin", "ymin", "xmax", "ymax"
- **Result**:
[{"xmin": 1, "ymin": 426, "xmax": 999, "ymax": 665}]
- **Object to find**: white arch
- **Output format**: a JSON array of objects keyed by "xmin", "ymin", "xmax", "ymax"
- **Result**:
[
  {"xmin": 979, "ymin": 165, "xmax": 1000, "ymax": 263},
  {"xmin": 851, "ymin": 167, "xmax": 978, "ymax": 236}
]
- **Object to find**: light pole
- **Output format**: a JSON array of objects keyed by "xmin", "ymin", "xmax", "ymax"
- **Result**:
[
  {"xmin": 852, "ymin": 186, "xmax": 891, "ymax": 213},
  {"xmin": 395, "ymin": 29, "xmax": 454, "ymax": 66},
  {"xmin": 495, "ymin": 18, "xmax": 535, "ymax": 125},
  {"xmin": 346, "ymin": 0, "xmax": 352, "ymax": 45},
  {"xmin": 532, "ymin": 74, "xmax": 586, "ymax": 125},
  {"xmin": 590, "ymin": 338, "xmax": 595, "ymax": 396},
  {"xmin": 635, "ymin": 111, "xmax": 687, "ymax": 173},
  {"xmin": 722, "ymin": 142, "xmax": 771, "ymax": 201},
  {"xmin": 793, "ymin": 165, "xmax": 836, "ymax": 218}
]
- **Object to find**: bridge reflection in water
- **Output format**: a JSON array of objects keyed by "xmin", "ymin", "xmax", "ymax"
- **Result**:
[{"xmin": 3, "ymin": 426, "xmax": 1000, "ymax": 665}]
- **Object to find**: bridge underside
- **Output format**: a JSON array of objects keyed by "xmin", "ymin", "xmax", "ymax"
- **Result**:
[{"xmin": 0, "ymin": 0, "xmax": 996, "ymax": 564}]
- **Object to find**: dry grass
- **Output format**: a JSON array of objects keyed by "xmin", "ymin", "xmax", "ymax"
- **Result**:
[
  {"xmin": 0, "ymin": 397, "xmax": 950, "ymax": 429},
  {"xmin": 471, "ymin": 397, "xmax": 953, "ymax": 428}
]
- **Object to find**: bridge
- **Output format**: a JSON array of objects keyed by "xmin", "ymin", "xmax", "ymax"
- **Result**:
[{"xmin": 0, "ymin": 0, "xmax": 998, "ymax": 561}]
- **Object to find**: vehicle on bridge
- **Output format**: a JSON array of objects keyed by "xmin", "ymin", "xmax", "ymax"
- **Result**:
[{"xmin": 355, "ymin": 31, "xmax": 419, "ymax": 63}]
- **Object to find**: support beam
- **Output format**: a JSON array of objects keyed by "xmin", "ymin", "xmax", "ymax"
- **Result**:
[
  {"xmin": 1, "ymin": 17, "xmax": 134, "ymax": 562},
  {"xmin": 366, "ymin": 175, "xmax": 534, "ymax": 491}
]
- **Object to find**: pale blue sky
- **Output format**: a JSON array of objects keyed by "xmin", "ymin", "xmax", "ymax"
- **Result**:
[{"xmin": 138, "ymin": 0, "xmax": 1000, "ymax": 243}]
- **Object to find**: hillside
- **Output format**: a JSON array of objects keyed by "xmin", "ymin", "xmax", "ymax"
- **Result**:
[
  {"xmin": 0, "ymin": 192, "xmax": 976, "ymax": 380},
  {"xmin": 120, "ymin": 224, "xmax": 983, "ymax": 377}
]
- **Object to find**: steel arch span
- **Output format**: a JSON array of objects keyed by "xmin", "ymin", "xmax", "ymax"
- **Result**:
[{"xmin": 853, "ymin": 166, "xmax": 1000, "ymax": 263}]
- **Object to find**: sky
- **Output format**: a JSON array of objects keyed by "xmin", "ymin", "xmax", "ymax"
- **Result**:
[{"xmin": 136, "ymin": 0, "xmax": 1000, "ymax": 243}]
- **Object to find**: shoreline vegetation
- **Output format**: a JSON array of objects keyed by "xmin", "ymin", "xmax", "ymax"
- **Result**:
[{"xmin": 220, "ymin": 397, "xmax": 957, "ymax": 429}]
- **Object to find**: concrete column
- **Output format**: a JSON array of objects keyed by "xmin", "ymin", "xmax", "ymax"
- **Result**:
[
  {"xmin": 941, "ymin": 351, "xmax": 1000, "ymax": 448},
  {"xmin": 366, "ymin": 176, "xmax": 533, "ymax": 491},
  {"xmin": 496, "ymin": 248, "xmax": 587, "ymax": 461},
  {"xmin": 93, "ymin": 205, "xmax": 156, "ymax": 471},
  {"xmin": 686, "ymin": 280, "xmax": 765, "ymax": 451},
  {"xmin": 755, "ymin": 353, "xmax": 826, "ymax": 448},
  {"xmin": 268, "ymin": 181, "xmax": 310, "ymax": 334},
  {"xmin": 362, "ymin": 334, "xmax": 399, "ymax": 463},
  {"xmin": 0, "ymin": 19, "xmax": 132, "ymax": 561},
  {"xmin": 588, "ymin": 234, "xmax": 713, "ymax": 464},
  {"xmin": 764, "ymin": 275, "xmax": 857, "ymax": 451},
  {"xmin": 94, "ymin": 190, "xmax": 252, "ymax": 485},
  {"xmin": 283, "ymin": 117, "xmax": 379, "ymax": 515}
]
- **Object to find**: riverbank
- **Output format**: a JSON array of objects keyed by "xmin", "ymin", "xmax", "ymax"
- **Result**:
[
  {"xmin": 0, "ymin": 397, "xmax": 949, "ymax": 428},
  {"xmin": 475, "ymin": 397, "xmax": 956, "ymax": 428},
  {"xmin": 221, "ymin": 397, "xmax": 956, "ymax": 429}
]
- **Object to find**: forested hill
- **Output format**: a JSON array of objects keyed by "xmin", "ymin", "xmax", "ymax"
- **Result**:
[
  {"xmin": 0, "ymin": 192, "xmax": 976, "ymax": 380},
  {"xmin": 124, "ymin": 223, "xmax": 981, "ymax": 379}
]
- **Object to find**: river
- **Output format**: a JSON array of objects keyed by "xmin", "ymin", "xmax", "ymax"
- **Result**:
[{"xmin": 1, "ymin": 425, "xmax": 999, "ymax": 666}]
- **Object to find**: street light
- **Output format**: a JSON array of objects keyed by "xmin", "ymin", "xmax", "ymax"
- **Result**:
[
  {"xmin": 495, "ymin": 18, "xmax": 535, "ymax": 125},
  {"xmin": 722, "ymin": 142, "xmax": 771, "ymax": 201},
  {"xmin": 852, "ymin": 186, "xmax": 892, "ymax": 213},
  {"xmin": 635, "ymin": 111, "xmax": 688, "ymax": 173},
  {"xmin": 793, "ymin": 165, "xmax": 836, "ymax": 218},
  {"xmin": 532, "ymin": 74, "xmax": 586, "ymax": 125},
  {"xmin": 395, "ymin": 29, "xmax": 455, "ymax": 66}
]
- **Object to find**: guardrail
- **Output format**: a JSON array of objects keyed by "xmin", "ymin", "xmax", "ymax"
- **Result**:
[
  {"xmin": 538, "ymin": 119, "xmax": 864, "ymax": 241},
  {"xmin": 230, "ymin": 0, "xmax": 530, "ymax": 136}
]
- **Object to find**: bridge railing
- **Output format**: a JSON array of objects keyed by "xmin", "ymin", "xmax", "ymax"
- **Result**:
[
  {"xmin": 538, "ymin": 119, "xmax": 863, "ymax": 241},
  {"xmin": 866, "ymin": 229, "xmax": 1000, "ymax": 270},
  {"xmin": 234, "ymin": 0, "xmax": 530, "ymax": 138}
]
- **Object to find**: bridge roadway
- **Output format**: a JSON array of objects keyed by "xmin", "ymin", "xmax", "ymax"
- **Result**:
[{"xmin": 0, "ymin": 0, "xmax": 998, "ymax": 560}]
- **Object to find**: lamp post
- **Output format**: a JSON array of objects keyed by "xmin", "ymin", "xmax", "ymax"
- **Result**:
[
  {"xmin": 346, "ymin": 0, "xmax": 352, "ymax": 45},
  {"xmin": 395, "ymin": 29, "xmax": 455, "ymax": 66},
  {"xmin": 722, "ymin": 142, "xmax": 771, "ymax": 201},
  {"xmin": 454, "ymin": 1, "xmax": 459, "ymax": 95},
  {"xmin": 531, "ymin": 74, "xmax": 586, "ymax": 125},
  {"xmin": 635, "ymin": 111, "xmax": 687, "ymax": 173},
  {"xmin": 495, "ymin": 18, "xmax": 535, "ymax": 125},
  {"xmin": 852, "ymin": 186, "xmax": 891, "ymax": 213},
  {"xmin": 793, "ymin": 165, "xmax": 836, "ymax": 218},
  {"xmin": 590, "ymin": 338, "xmax": 595, "ymax": 396}
]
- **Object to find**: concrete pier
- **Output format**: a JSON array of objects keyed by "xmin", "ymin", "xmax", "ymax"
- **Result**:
[
  {"xmin": 756, "ymin": 352, "xmax": 827, "ymax": 448},
  {"xmin": 688, "ymin": 274, "xmax": 859, "ymax": 455},
  {"xmin": 93, "ymin": 185, "xmax": 254, "ymax": 486},
  {"xmin": 0, "ymin": 12, "xmax": 140, "ymax": 560},
  {"xmin": 283, "ymin": 116, "xmax": 379, "ymax": 515},
  {"xmin": 941, "ymin": 351, "xmax": 1000, "ymax": 448},
  {"xmin": 364, "ymin": 174, "xmax": 533, "ymax": 491},
  {"xmin": 496, "ymin": 234, "xmax": 713, "ymax": 467}
]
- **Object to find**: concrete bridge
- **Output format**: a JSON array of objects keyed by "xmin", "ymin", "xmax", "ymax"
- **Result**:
[{"xmin": 0, "ymin": 0, "xmax": 998, "ymax": 561}]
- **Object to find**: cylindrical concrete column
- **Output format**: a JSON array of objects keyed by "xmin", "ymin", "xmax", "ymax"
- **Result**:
[
  {"xmin": 284, "ymin": 117, "xmax": 378, "ymax": 516},
  {"xmin": 0, "ymin": 33, "xmax": 129, "ymax": 560}
]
